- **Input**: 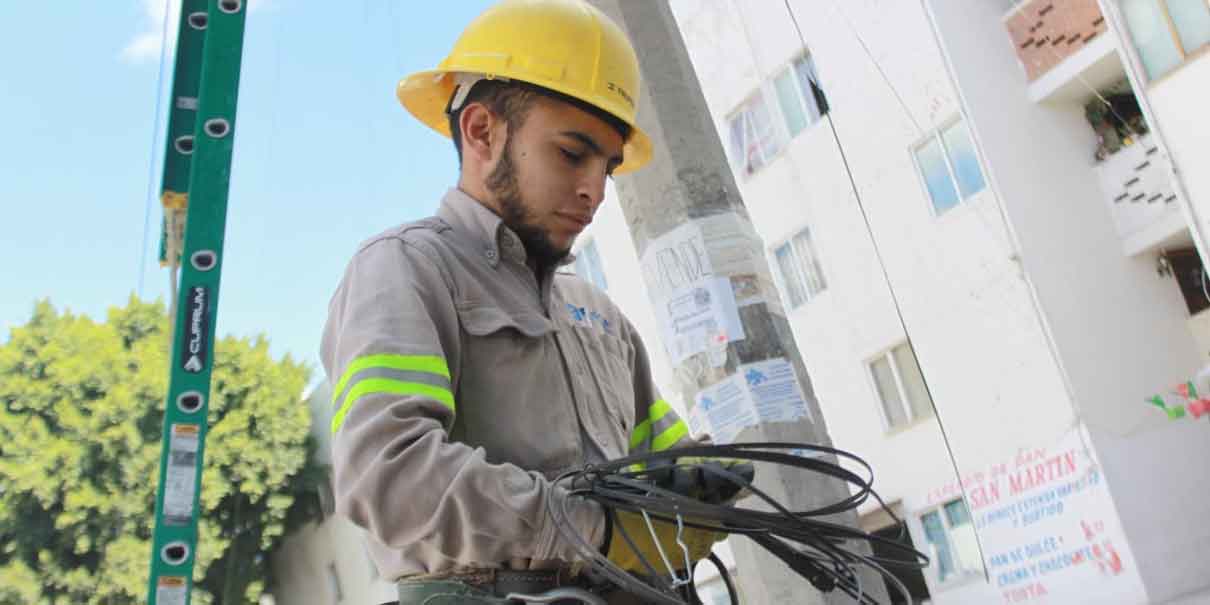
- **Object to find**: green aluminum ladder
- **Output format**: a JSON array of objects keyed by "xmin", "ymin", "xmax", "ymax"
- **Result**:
[{"xmin": 148, "ymin": 1, "xmax": 248, "ymax": 603}]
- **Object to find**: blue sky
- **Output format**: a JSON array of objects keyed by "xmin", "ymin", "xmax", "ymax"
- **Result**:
[{"xmin": 0, "ymin": 0, "xmax": 495, "ymax": 380}]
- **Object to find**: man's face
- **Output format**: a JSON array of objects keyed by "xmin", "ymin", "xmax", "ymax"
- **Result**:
[{"xmin": 485, "ymin": 96, "xmax": 624, "ymax": 267}]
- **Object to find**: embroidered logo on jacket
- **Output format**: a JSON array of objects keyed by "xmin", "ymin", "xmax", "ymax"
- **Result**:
[{"xmin": 566, "ymin": 303, "xmax": 613, "ymax": 334}]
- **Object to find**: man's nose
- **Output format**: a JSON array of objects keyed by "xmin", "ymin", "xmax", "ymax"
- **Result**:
[{"xmin": 577, "ymin": 171, "xmax": 608, "ymax": 211}]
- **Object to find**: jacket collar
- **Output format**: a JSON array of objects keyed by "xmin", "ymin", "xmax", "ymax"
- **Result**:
[{"xmin": 436, "ymin": 188, "xmax": 576, "ymax": 270}]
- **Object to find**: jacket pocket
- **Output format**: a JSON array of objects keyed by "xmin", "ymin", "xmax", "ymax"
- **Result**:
[
  {"xmin": 458, "ymin": 304, "xmax": 554, "ymax": 339},
  {"xmin": 575, "ymin": 327, "xmax": 636, "ymax": 438},
  {"xmin": 453, "ymin": 302, "xmax": 576, "ymax": 471}
]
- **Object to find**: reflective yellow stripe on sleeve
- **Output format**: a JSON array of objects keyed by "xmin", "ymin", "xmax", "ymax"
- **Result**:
[
  {"xmin": 330, "ymin": 354, "xmax": 454, "ymax": 434},
  {"xmin": 651, "ymin": 419, "xmax": 689, "ymax": 452},
  {"xmin": 629, "ymin": 399, "xmax": 689, "ymax": 453},
  {"xmin": 330, "ymin": 354, "xmax": 450, "ymax": 403}
]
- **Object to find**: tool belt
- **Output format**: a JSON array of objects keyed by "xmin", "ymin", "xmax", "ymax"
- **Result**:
[{"xmin": 398, "ymin": 567, "xmax": 623, "ymax": 604}]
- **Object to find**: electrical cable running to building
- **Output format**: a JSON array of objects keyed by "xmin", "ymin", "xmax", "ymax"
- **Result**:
[{"xmin": 782, "ymin": 0, "xmax": 992, "ymax": 581}]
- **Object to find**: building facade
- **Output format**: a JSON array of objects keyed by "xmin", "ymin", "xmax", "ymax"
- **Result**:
[{"xmin": 569, "ymin": 0, "xmax": 1210, "ymax": 602}]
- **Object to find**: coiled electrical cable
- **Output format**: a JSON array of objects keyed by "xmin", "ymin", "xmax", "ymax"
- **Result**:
[{"xmin": 549, "ymin": 442, "xmax": 930, "ymax": 604}]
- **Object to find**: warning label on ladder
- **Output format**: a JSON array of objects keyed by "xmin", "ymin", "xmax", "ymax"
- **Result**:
[
  {"xmin": 164, "ymin": 424, "xmax": 200, "ymax": 526},
  {"xmin": 156, "ymin": 576, "xmax": 188, "ymax": 605}
]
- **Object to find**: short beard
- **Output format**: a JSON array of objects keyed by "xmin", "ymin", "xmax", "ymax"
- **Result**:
[{"xmin": 485, "ymin": 140, "xmax": 571, "ymax": 271}]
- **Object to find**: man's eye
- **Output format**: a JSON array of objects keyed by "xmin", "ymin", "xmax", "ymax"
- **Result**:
[{"xmin": 560, "ymin": 148, "xmax": 583, "ymax": 163}]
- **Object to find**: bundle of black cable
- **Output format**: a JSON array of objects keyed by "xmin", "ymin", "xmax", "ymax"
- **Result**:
[{"xmin": 549, "ymin": 442, "xmax": 930, "ymax": 605}]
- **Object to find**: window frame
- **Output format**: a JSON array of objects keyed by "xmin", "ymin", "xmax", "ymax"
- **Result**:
[
  {"xmin": 918, "ymin": 497, "xmax": 983, "ymax": 587},
  {"xmin": 726, "ymin": 88, "xmax": 784, "ymax": 177},
  {"xmin": 773, "ymin": 52, "xmax": 829, "ymax": 139},
  {"xmin": 1123, "ymin": 0, "xmax": 1210, "ymax": 80},
  {"xmin": 727, "ymin": 52, "xmax": 830, "ymax": 179},
  {"xmin": 865, "ymin": 342, "xmax": 934, "ymax": 432},
  {"xmin": 770, "ymin": 225, "xmax": 828, "ymax": 310},
  {"xmin": 1158, "ymin": 0, "xmax": 1210, "ymax": 67},
  {"xmin": 911, "ymin": 117, "xmax": 986, "ymax": 217}
]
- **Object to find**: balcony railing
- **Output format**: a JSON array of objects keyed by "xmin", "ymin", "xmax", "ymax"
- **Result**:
[
  {"xmin": 1004, "ymin": 0, "xmax": 1110, "ymax": 83},
  {"xmin": 1093, "ymin": 134, "xmax": 1184, "ymax": 255}
]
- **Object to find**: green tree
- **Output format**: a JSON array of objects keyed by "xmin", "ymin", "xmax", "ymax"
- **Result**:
[{"xmin": 0, "ymin": 297, "xmax": 324, "ymax": 604}]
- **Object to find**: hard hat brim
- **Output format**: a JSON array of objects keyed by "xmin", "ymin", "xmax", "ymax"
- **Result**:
[{"xmin": 397, "ymin": 69, "xmax": 653, "ymax": 174}]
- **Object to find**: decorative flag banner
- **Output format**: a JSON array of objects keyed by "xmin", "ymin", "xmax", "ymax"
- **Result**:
[{"xmin": 1146, "ymin": 380, "xmax": 1210, "ymax": 421}]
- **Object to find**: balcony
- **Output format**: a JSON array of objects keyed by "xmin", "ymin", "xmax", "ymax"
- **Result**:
[
  {"xmin": 1092, "ymin": 134, "xmax": 1187, "ymax": 256},
  {"xmin": 1004, "ymin": 0, "xmax": 1126, "ymax": 103}
]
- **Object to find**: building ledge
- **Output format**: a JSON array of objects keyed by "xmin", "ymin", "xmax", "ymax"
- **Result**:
[
  {"xmin": 1123, "ymin": 207, "xmax": 1191, "ymax": 257},
  {"xmin": 1093, "ymin": 134, "xmax": 1188, "ymax": 257},
  {"xmin": 1004, "ymin": 0, "xmax": 1111, "ymax": 87},
  {"xmin": 1028, "ymin": 32, "xmax": 1123, "ymax": 103}
]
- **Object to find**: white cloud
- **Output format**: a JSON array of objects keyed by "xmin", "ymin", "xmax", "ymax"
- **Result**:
[
  {"xmin": 121, "ymin": 30, "xmax": 167, "ymax": 64},
  {"xmin": 121, "ymin": 0, "xmax": 268, "ymax": 65}
]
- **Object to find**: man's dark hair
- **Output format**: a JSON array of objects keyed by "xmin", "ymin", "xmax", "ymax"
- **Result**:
[{"xmin": 447, "ymin": 79, "xmax": 632, "ymax": 165}]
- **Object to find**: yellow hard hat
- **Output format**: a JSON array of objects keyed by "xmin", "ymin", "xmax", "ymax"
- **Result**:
[{"xmin": 397, "ymin": 0, "xmax": 653, "ymax": 174}]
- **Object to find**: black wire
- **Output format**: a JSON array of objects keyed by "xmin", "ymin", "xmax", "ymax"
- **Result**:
[
  {"xmin": 549, "ymin": 443, "xmax": 930, "ymax": 604},
  {"xmin": 137, "ymin": 0, "xmax": 175, "ymax": 298},
  {"xmin": 711, "ymin": 552, "xmax": 739, "ymax": 605}
]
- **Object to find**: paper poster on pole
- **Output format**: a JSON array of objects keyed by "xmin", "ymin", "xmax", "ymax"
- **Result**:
[
  {"xmin": 740, "ymin": 358, "xmax": 812, "ymax": 424},
  {"xmin": 655, "ymin": 276, "xmax": 745, "ymax": 365},
  {"xmin": 688, "ymin": 402, "xmax": 712, "ymax": 440},
  {"xmin": 640, "ymin": 222, "xmax": 712, "ymax": 301},
  {"xmin": 694, "ymin": 375, "xmax": 758, "ymax": 444},
  {"xmin": 696, "ymin": 213, "xmax": 763, "ymax": 278},
  {"xmin": 730, "ymin": 273, "xmax": 764, "ymax": 307},
  {"xmin": 640, "ymin": 219, "xmax": 760, "ymax": 364},
  {"xmin": 693, "ymin": 358, "xmax": 813, "ymax": 442}
]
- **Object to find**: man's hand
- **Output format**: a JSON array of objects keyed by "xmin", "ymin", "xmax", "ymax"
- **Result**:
[
  {"xmin": 601, "ymin": 457, "xmax": 755, "ymax": 575},
  {"xmin": 603, "ymin": 509, "xmax": 724, "ymax": 574},
  {"xmin": 646, "ymin": 458, "xmax": 756, "ymax": 504}
]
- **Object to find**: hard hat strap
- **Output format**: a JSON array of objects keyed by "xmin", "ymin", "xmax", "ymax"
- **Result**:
[{"xmin": 447, "ymin": 72, "xmax": 512, "ymax": 114}]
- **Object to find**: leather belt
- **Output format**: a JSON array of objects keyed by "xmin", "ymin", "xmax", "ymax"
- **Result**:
[{"xmin": 403, "ymin": 566, "xmax": 590, "ymax": 597}]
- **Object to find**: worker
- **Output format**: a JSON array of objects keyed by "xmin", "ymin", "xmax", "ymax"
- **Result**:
[{"xmin": 320, "ymin": 1, "xmax": 725, "ymax": 603}]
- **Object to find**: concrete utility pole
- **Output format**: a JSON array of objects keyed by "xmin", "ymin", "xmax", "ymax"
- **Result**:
[{"xmin": 588, "ymin": 1, "xmax": 886, "ymax": 603}]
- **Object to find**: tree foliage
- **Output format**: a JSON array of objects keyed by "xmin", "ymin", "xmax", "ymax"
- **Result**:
[{"xmin": 0, "ymin": 297, "xmax": 323, "ymax": 604}]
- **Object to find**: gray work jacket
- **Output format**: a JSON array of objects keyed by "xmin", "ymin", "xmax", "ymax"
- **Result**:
[{"xmin": 321, "ymin": 188, "xmax": 693, "ymax": 580}]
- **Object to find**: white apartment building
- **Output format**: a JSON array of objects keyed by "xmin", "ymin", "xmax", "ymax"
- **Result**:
[
  {"xmin": 272, "ymin": 1, "xmax": 1210, "ymax": 603},
  {"xmin": 567, "ymin": 0, "xmax": 1210, "ymax": 602}
]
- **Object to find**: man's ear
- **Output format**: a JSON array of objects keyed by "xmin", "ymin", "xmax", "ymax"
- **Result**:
[{"xmin": 459, "ymin": 102, "xmax": 500, "ymax": 164}]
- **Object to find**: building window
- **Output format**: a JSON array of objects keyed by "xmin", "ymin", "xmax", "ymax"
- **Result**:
[
  {"xmin": 920, "ymin": 498, "xmax": 982, "ymax": 584},
  {"xmin": 1121, "ymin": 0, "xmax": 1210, "ymax": 79},
  {"xmin": 869, "ymin": 521, "xmax": 933, "ymax": 602},
  {"xmin": 774, "ymin": 54, "xmax": 830, "ymax": 138},
  {"xmin": 729, "ymin": 55, "xmax": 831, "ymax": 178},
  {"xmin": 573, "ymin": 239, "xmax": 608, "ymax": 291},
  {"xmin": 773, "ymin": 226, "xmax": 827, "ymax": 309},
  {"xmin": 868, "ymin": 342, "xmax": 934, "ymax": 430},
  {"xmin": 1164, "ymin": 247, "xmax": 1210, "ymax": 315},
  {"xmin": 728, "ymin": 90, "xmax": 783, "ymax": 176},
  {"xmin": 913, "ymin": 119, "xmax": 986, "ymax": 215},
  {"xmin": 1083, "ymin": 81, "xmax": 1149, "ymax": 162}
]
